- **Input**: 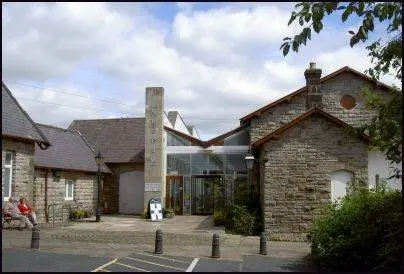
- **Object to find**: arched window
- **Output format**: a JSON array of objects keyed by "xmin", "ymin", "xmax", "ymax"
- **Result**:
[{"xmin": 330, "ymin": 170, "xmax": 353, "ymax": 203}]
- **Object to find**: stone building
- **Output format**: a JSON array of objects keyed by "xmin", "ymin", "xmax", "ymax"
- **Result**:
[
  {"xmin": 33, "ymin": 124, "xmax": 110, "ymax": 223},
  {"xmin": 2, "ymin": 82, "xmax": 50, "ymax": 205},
  {"xmin": 4, "ymin": 63, "xmax": 400, "ymax": 239}
]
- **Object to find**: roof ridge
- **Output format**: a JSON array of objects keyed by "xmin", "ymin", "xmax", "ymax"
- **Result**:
[
  {"xmin": 2, "ymin": 82, "xmax": 51, "ymax": 147},
  {"xmin": 36, "ymin": 123, "xmax": 81, "ymax": 135},
  {"xmin": 71, "ymin": 117, "xmax": 145, "ymax": 123}
]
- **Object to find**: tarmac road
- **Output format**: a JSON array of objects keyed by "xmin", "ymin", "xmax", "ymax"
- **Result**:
[{"xmin": 2, "ymin": 248, "xmax": 315, "ymax": 272}]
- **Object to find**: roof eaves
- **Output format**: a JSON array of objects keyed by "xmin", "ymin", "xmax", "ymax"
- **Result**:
[
  {"xmin": 240, "ymin": 66, "xmax": 396, "ymax": 124},
  {"xmin": 251, "ymin": 107, "xmax": 370, "ymax": 148}
]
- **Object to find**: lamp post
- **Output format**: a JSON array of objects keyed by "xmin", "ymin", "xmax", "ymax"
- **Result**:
[
  {"xmin": 94, "ymin": 150, "xmax": 104, "ymax": 222},
  {"xmin": 245, "ymin": 151, "xmax": 255, "ymax": 202}
]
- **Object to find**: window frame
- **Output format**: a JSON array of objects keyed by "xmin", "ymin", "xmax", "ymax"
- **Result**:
[
  {"xmin": 65, "ymin": 179, "xmax": 74, "ymax": 201},
  {"xmin": 4, "ymin": 151, "xmax": 14, "ymax": 201}
]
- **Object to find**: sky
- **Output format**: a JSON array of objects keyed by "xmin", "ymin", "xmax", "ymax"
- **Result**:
[{"xmin": 2, "ymin": 2, "xmax": 400, "ymax": 140}]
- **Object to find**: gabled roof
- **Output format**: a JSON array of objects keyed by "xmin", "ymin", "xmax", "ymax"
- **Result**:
[
  {"xmin": 167, "ymin": 111, "xmax": 178, "ymax": 127},
  {"xmin": 165, "ymin": 124, "xmax": 248, "ymax": 148},
  {"xmin": 68, "ymin": 118, "xmax": 145, "ymax": 163},
  {"xmin": 2, "ymin": 82, "xmax": 50, "ymax": 148},
  {"xmin": 251, "ymin": 107, "xmax": 370, "ymax": 148},
  {"xmin": 34, "ymin": 124, "xmax": 110, "ymax": 173},
  {"xmin": 240, "ymin": 66, "xmax": 396, "ymax": 123}
]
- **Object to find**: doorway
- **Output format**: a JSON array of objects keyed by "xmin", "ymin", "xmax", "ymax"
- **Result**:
[
  {"xmin": 191, "ymin": 175, "xmax": 224, "ymax": 215},
  {"xmin": 166, "ymin": 176, "xmax": 184, "ymax": 215}
]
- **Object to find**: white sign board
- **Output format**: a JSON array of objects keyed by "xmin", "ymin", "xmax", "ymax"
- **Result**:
[
  {"xmin": 149, "ymin": 202, "xmax": 163, "ymax": 221},
  {"xmin": 145, "ymin": 183, "xmax": 161, "ymax": 192}
]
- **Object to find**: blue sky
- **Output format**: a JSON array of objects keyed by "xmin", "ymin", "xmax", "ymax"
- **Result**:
[{"xmin": 2, "ymin": 2, "xmax": 399, "ymax": 140}]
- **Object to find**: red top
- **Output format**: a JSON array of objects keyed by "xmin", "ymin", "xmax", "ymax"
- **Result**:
[{"xmin": 18, "ymin": 202, "xmax": 31, "ymax": 215}]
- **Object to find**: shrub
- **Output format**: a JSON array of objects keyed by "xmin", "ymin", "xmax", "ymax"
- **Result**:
[
  {"xmin": 223, "ymin": 204, "xmax": 255, "ymax": 236},
  {"xmin": 70, "ymin": 209, "xmax": 87, "ymax": 220},
  {"xmin": 213, "ymin": 210, "xmax": 226, "ymax": 226},
  {"xmin": 309, "ymin": 185, "xmax": 402, "ymax": 271},
  {"xmin": 141, "ymin": 209, "xmax": 148, "ymax": 219},
  {"xmin": 163, "ymin": 208, "xmax": 175, "ymax": 219}
]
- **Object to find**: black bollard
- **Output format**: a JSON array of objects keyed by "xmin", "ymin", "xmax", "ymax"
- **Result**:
[
  {"xmin": 155, "ymin": 229, "xmax": 163, "ymax": 254},
  {"xmin": 211, "ymin": 233, "xmax": 220, "ymax": 258},
  {"xmin": 30, "ymin": 228, "xmax": 40, "ymax": 249},
  {"xmin": 259, "ymin": 232, "xmax": 267, "ymax": 255}
]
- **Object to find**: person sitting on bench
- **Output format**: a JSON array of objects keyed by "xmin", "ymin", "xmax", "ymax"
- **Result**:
[
  {"xmin": 4, "ymin": 197, "xmax": 34, "ymax": 231},
  {"xmin": 18, "ymin": 197, "xmax": 38, "ymax": 227}
]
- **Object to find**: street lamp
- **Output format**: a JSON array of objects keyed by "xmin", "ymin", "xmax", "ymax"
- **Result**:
[
  {"xmin": 244, "ymin": 150, "xmax": 255, "ymax": 202},
  {"xmin": 94, "ymin": 150, "xmax": 104, "ymax": 222}
]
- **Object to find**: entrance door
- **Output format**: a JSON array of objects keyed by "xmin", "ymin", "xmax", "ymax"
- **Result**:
[
  {"xmin": 191, "ymin": 175, "xmax": 224, "ymax": 215},
  {"xmin": 166, "ymin": 176, "xmax": 184, "ymax": 215},
  {"xmin": 119, "ymin": 171, "xmax": 144, "ymax": 214}
]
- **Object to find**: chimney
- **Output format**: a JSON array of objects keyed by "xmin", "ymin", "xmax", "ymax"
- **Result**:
[{"xmin": 304, "ymin": 62, "xmax": 322, "ymax": 109}]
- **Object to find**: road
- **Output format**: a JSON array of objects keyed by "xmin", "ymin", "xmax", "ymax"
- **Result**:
[{"xmin": 2, "ymin": 248, "xmax": 315, "ymax": 272}]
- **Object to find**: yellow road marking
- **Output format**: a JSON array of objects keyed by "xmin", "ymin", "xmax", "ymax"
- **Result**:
[
  {"xmin": 91, "ymin": 258, "xmax": 117, "ymax": 272},
  {"xmin": 97, "ymin": 269, "xmax": 110, "ymax": 272},
  {"xmin": 124, "ymin": 256, "xmax": 186, "ymax": 271},
  {"xmin": 114, "ymin": 261, "xmax": 149, "ymax": 272},
  {"xmin": 136, "ymin": 252, "xmax": 190, "ymax": 264}
]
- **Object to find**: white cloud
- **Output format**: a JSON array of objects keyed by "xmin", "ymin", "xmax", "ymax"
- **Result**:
[{"xmin": 2, "ymin": 2, "xmax": 400, "ymax": 140}]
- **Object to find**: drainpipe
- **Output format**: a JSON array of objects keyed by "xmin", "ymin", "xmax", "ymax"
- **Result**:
[{"xmin": 45, "ymin": 169, "xmax": 51, "ymax": 223}]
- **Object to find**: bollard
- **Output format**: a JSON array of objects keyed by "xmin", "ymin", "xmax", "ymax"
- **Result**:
[
  {"xmin": 155, "ymin": 229, "xmax": 163, "ymax": 254},
  {"xmin": 211, "ymin": 233, "xmax": 220, "ymax": 258},
  {"xmin": 30, "ymin": 227, "xmax": 40, "ymax": 249},
  {"xmin": 259, "ymin": 232, "xmax": 267, "ymax": 255}
]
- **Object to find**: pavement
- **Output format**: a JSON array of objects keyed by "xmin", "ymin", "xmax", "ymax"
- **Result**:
[{"xmin": 2, "ymin": 215, "xmax": 316, "ymax": 272}]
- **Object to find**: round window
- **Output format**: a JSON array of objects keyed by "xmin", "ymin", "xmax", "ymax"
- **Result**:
[{"xmin": 340, "ymin": 95, "xmax": 356, "ymax": 110}]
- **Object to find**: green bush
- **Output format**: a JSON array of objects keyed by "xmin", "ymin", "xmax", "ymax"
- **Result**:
[
  {"xmin": 309, "ymin": 185, "xmax": 402, "ymax": 271},
  {"xmin": 213, "ymin": 210, "xmax": 226, "ymax": 226},
  {"xmin": 163, "ymin": 208, "xmax": 175, "ymax": 219},
  {"xmin": 70, "ymin": 209, "xmax": 87, "ymax": 220},
  {"xmin": 141, "ymin": 209, "xmax": 148, "ymax": 219}
]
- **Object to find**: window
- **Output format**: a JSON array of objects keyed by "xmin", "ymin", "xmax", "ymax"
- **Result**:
[
  {"xmin": 340, "ymin": 95, "xmax": 356, "ymax": 110},
  {"xmin": 65, "ymin": 180, "xmax": 74, "ymax": 200},
  {"xmin": 4, "ymin": 151, "xmax": 14, "ymax": 201}
]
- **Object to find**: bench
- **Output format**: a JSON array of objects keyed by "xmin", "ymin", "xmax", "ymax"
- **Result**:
[{"xmin": 2, "ymin": 211, "xmax": 21, "ymax": 230}]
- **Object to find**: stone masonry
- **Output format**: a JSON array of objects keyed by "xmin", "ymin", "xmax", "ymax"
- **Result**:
[
  {"xmin": 33, "ymin": 169, "xmax": 98, "ymax": 223},
  {"xmin": 2, "ymin": 138, "xmax": 36, "ymax": 204},
  {"xmin": 250, "ymin": 71, "xmax": 387, "ymax": 145},
  {"xmin": 261, "ymin": 115, "xmax": 368, "ymax": 241}
]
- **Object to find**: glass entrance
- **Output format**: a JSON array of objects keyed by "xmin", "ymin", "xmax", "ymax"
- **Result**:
[
  {"xmin": 166, "ymin": 176, "xmax": 184, "ymax": 215},
  {"xmin": 191, "ymin": 175, "xmax": 224, "ymax": 215}
]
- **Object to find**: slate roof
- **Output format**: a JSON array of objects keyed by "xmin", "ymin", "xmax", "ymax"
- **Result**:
[
  {"xmin": 34, "ymin": 124, "xmax": 110, "ymax": 173},
  {"xmin": 68, "ymin": 118, "xmax": 145, "ymax": 163},
  {"xmin": 2, "ymin": 82, "xmax": 50, "ymax": 147}
]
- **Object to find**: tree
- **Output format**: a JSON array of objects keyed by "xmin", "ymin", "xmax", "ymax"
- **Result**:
[
  {"xmin": 281, "ymin": 1, "xmax": 402, "ymax": 177},
  {"xmin": 281, "ymin": 1, "xmax": 402, "ymax": 270}
]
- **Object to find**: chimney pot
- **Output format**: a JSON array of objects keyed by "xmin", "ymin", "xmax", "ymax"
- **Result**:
[{"xmin": 309, "ymin": 62, "xmax": 316, "ymax": 69}]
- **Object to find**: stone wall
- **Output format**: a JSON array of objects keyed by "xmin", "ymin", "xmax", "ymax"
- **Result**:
[
  {"xmin": 261, "ymin": 115, "xmax": 368, "ymax": 241},
  {"xmin": 33, "ymin": 169, "xmax": 98, "ymax": 223},
  {"xmin": 321, "ymin": 71, "xmax": 388, "ymax": 127},
  {"xmin": 2, "ymin": 138, "xmax": 35, "ymax": 204},
  {"xmin": 250, "ymin": 71, "xmax": 389, "ymax": 145},
  {"xmin": 250, "ymin": 93, "xmax": 307, "ymax": 143}
]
